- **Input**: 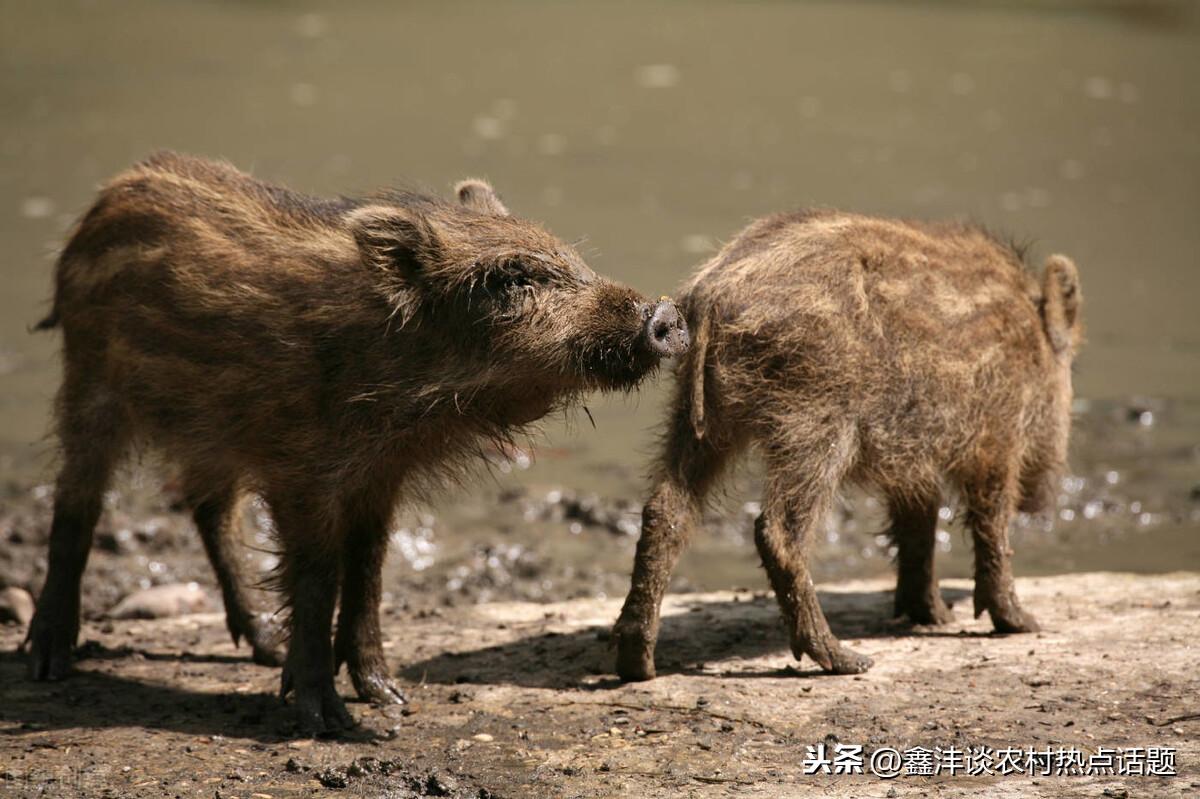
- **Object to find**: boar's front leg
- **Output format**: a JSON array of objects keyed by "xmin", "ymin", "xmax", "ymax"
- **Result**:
[
  {"xmin": 889, "ymin": 494, "xmax": 954, "ymax": 625},
  {"xmin": 273, "ymin": 497, "xmax": 355, "ymax": 734},
  {"xmin": 963, "ymin": 463, "xmax": 1040, "ymax": 634},
  {"xmin": 754, "ymin": 439, "xmax": 873, "ymax": 675},
  {"xmin": 334, "ymin": 501, "xmax": 405, "ymax": 706}
]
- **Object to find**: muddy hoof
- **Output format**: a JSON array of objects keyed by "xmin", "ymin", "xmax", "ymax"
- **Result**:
[
  {"xmin": 976, "ymin": 588, "xmax": 1039, "ymax": 634},
  {"xmin": 283, "ymin": 673, "xmax": 357, "ymax": 736},
  {"xmin": 990, "ymin": 608, "xmax": 1040, "ymax": 634},
  {"xmin": 824, "ymin": 646, "xmax": 874, "ymax": 675},
  {"xmin": 350, "ymin": 669, "xmax": 406, "ymax": 706},
  {"xmin": 896, "ymin": 595, "xmax": 955, "ymax": 626},
  {"xmin": 613, "ymin": 629, "xmax": 656, "ymax": 682},
  {"xmin": 25, "ymin": 607, "xmax": 77, "ymax": 681}
]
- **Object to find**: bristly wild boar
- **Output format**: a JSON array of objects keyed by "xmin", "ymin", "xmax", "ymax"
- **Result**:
[
  {"xmin": 614, "ymin": 209, "xmax": 1081, "ymax": 680},
  {"xmin": 25, "ymin": 152, "xmax": 689, "ymax": 732}
]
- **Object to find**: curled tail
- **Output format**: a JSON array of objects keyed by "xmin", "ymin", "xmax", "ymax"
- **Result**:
[
  {"xmin": 687, "ymin": 304, "xmax": 711, "ymax": 439},
  {"xmin": 1040, "ymin": 254, "xmax": 1082, "ymax": 354}
]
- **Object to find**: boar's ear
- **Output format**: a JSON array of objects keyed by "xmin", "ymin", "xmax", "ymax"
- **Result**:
[
  {"xmin": 454, "ymin": 178, "xmax": 510, "ymax": 217},
  {"xmin": 1040, "ymin": 254, "xmax": 1082, "ymax": 355},
  {"xmin": 346, "ymin": 205, "xmax": 441, "ymax": 276}
]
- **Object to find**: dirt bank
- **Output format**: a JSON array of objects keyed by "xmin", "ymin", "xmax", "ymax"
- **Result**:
[{"xmin": 1, "ymin": 572, "xmax": 1197, "ymax": 798}]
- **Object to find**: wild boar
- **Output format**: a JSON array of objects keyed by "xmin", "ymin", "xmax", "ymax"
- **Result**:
[
  {"xmin": 614, "ymin": 209, "xmax": 1081, "ymax": 679},
  {"xmin": 25, "ymin": 152, "xmax": 689, "ymax": 732}
]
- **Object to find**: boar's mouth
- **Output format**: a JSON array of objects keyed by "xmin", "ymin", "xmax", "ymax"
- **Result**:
[{"xmin": 571, "ymin": 341, "xmax": 663, "ymax": 392}]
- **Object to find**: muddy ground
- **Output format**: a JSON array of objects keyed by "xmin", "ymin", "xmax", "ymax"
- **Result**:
[
  {"xmin": 1, "ymin": 573, "xmax": 1197, "ymax": 798},
  {"xmin": 0, "ymin": 398, "xmax": 1198, "ymax": 796}
]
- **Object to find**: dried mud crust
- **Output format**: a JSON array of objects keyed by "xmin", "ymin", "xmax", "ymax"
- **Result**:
[{"xmin": 2, "ymin": 572, "xmax": 1198, "ymax": 798}]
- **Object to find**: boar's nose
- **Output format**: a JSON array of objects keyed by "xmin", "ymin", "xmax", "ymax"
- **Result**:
[{"xmin": 644, "ymin": 299, "xmax": 690, "ymax": 357}]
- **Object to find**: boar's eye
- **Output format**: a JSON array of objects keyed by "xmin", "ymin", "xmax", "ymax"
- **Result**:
[
  {"xmin": 492, "ymin": 259, "xmax": 550, "ymax": 291},
  {"xmin": 498, "ymin": 273, "xmax": 533, "ymax": 291},
  {"xmin": 474, "ymin": 259, "xmax": 548, "ymax": 314}
]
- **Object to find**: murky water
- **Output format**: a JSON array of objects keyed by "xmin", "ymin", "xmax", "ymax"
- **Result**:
[{"xmin": 1, "ymin": 1, "xmax": 1197, "ymax": 589}]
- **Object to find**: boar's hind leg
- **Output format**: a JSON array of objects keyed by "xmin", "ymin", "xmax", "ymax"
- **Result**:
[
  {"xmin": 188, "ymin": 479, "xmax": 284, "ymax": 666},
  {"xmin": 889, "ymin": 494, "xmax": 954, "ymax": 625},
  {"xmin": 754, "ymin": 438, "xmax": 873, "ymax": 675},
  {"xmin": 963, "ymin": 465, "xmax": 1040, "ymax": 634},
  {"xmin": 27, "ymin": 382, "xmax": 127, "ymax": 680},
  {"xmin": 274, "ymin": 500, "xmax": 355, "ymax": 734},
  {"xmin": 334, "ymin": 503, "xmax": 405, "ymax": 706},
  {"xmin": 614, "ymin": 407, "xmax": 734, "ymax": 682}
]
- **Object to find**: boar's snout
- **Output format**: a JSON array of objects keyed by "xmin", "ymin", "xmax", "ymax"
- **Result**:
[{"xmin": 643, "ymin": 299, "xmax": 690, "ymax": 357}]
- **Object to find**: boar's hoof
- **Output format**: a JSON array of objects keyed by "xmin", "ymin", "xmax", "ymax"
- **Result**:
[
  {"xmin": 975, "ymin": 588, "xmax": 1040, "ymax": 634},
  {"xmin": 895, "ymin": 595, "xmax": 955, "ymax": 626},
  {"xmin": 819, "ymin": 645, "xmax": 874, "ymax": 675},
  {"xmin": 990, "ymin": 608, "xmax": 1040, "ymax": 635},
  {"xmin": 297, "ymin": 689, "xmax": 357, "ymax": 736},
  {"xmin": 281, "ymin": 666, "xmax": 357, "ymax": 735},
  {"xmin": 25, "ymin": 608, "xmax": 77, "ymax": 682},
  {"xmin": 351, "ymin": 670, "xmax": 407, "ymax": 706},
  {"xmin": 290, "ymin": 686, "xmax": 357, "ymax": 736},
  {"xmin": 613, "ymin": 630, "xmax": 657, "ymax": 682}
]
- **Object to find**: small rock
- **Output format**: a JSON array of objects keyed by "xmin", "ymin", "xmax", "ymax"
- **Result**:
[
  {"xmin": 472, "ymin": 733, "xmax": 494, "ymax": 742},
  {"xmin": 0, "ymin": 587, "xmax": 34, "ymax": 626},
  {"xmin": 315, "ymin": 767, "xmax": 347, "ymax": 789},
  {"xmin": 108, "ymin": 583, "xmax": 210, "ymax": 619}
]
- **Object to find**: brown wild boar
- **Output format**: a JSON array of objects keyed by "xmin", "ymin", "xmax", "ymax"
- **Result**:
[
  {"xmin": 26, "ymin": 152, "xmax": 689, "ymax": 732},
  {"xmin": 614, "ymin": 209, "xmax": 1081, "ymax": 679}
]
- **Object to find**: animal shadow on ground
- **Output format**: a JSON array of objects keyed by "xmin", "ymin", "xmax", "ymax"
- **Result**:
[
  {"xmin": 400, "ymin": 586, "xmax": 975, "ymax": 690},
  {"xmin": 0, "ymin": 586, "xmax": 974, "ymax": 740}
]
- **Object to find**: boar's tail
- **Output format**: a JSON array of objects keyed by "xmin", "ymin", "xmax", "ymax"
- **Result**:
[
  {"xmin": 1039, "ymin": 254, "xmax": 1081, "ymax": 354},
  {"xmin": 687, "ymin": 306, "xmax": 712, "ymax": 440}
]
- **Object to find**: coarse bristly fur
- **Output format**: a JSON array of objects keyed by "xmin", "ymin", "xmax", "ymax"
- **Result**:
[
  {"xmin": 614, "ymin": 208, "xmax": 1082, "ymax": 680},
  {"xmin": 24, "ymin": 151, "xmax": 688, "ymax": 733}
]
